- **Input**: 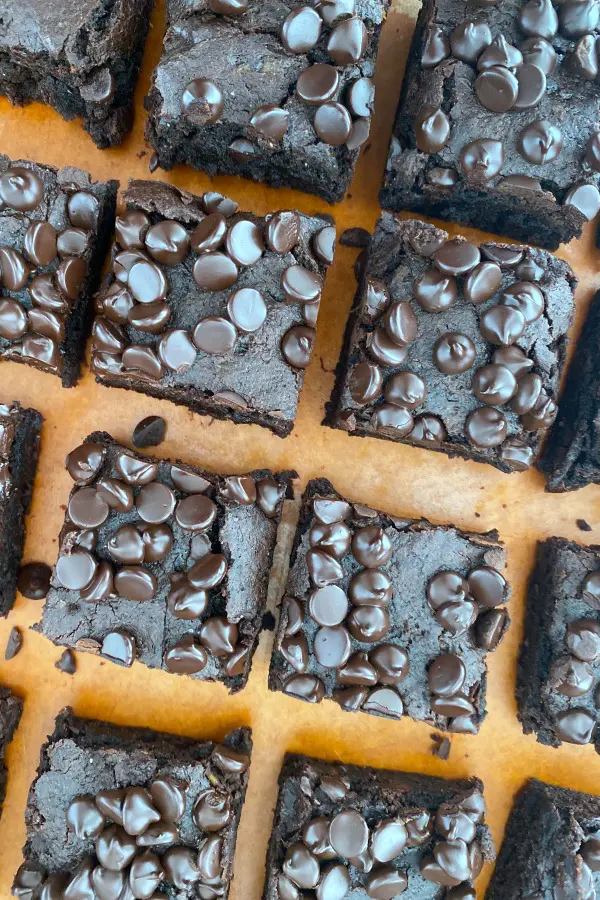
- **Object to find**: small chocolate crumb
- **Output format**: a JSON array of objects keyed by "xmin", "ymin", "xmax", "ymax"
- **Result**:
[
  {"xmin": 132, "ymin": 415, "xmax": 166, "ymax": 448},
  {"xmin": 340, "ymin": 227, "xmax": 371, "ymax": 248},
  {"xmin": 577, "ymin": 519, "xmax": 592, "ymax": 532},
  {"xmin": 149, "ymin": 153, "xmax": 159, "ymax": 173},
  {"xmin": 5, "ymin": 627, "xmax": 22, "ymax": 660},
  {"xmin": 55, "ymin": 649, "xmax": 76, "ymax": 675},
  {"xmin": 17, "ymin": 562, "xmax": 52, "ymax": 599},
  {"xmin": 430, "ymin": 733, "xmax": 451, "ymax": 760}
]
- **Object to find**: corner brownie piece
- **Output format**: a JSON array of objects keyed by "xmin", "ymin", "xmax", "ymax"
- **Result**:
[
  {"xmin": 517, "ymin": 536, "xmax": 600, "ymax": 751},
  {"xmin": 145, "ymin": 1, "xmax": 389, "ymax": 203},
  {"xmin": 380, "ymin": 0, "xmax": 600, "ymax": 249},
  {"xmin": 0, "ymin": 0, "xmax": 153, "ymax": 147},
  {"xmin": 38, "ymin": 432, "xmax": 293, "ymax": 690},
  {"xmin": 0, "ymin": 402, "xmax": 43, "ymax": 617},
  {"xmin": 325, "ymin": 215, "xmax": 575, "ymax": 474},
  {"xmin": 540, "ymin": 290, "xmax": 600, "ymax": 491},
  {"xmin": 263, "ymin": 753, "xmax": 494, "ymax": 899},
  {"xmin": 486, "ymin": 779, "xmax": 600, "ymax": 899},
  {"xmin": 0, "ymin": 686, "xmax": 22, "ymax": 816},
  {"xmin": 269, "ymin": 479, "xmax": 511, "ymax": 734},
  {"xmin": 0, "ymin": 157, "xmax": 117, "ymax": 386},
  {"xmin": 90, "ymin": 179, "xmax": 334, "ymax": 436},
  {"xmin": 11, "ymin": 709, "xmax": 251, "ymax": 899}
]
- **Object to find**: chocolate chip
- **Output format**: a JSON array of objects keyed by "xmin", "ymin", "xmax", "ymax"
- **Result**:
[
  {"xmin": 284, "ymin": 673, "xmax": 325, "ymax": 703},
  {"xmin": 297, "ymin": 64, "xmax": 340, "ymax": 105},
  {"xmin": 514, "ymin": 63, "xmax": 547, "ymax": 109},
  {"xmin": 550, "ymin": 655, "xmax": 594, "ymax": 696},
  {"xmin": 555, "ymin": 708, "xmax": 596, "ymax": 744},
  {"xmin": 518, "ymin": 119, "xmax": 563, "ymax": 164},
  {"xmin": 366, "ymin": 328, "xmax": 409, "ymax": 366},
  {"xmin": 209, "ymin": 0, "xmax": 248, "ymax": 12},
  {"xmin": 433, "ymin": 332, "xmax": 476, "ymax": 374},
  {"xmin": 493, "ymin": 345, "xmax": 533, "ymax": 378},
  {"xmin": 411, "ymin": 414, "xmax": 447, "ymax": 443},
  {"xmin": 460, "ymin": 139, "xmax": 504, "ymax": 180},
  {"xmin": 314, "ymin": 625, "xmax": 352, "ymax": 668},
  {"xmin": 413, "ymin": 269, "xmax": 457, "ymax": 312},
  {"xmin": 349, "ymin": 570, "xmax": 392, "ymax": 607},
  {"xmin": 480, "ymin": 304, "xmax": 526, "ymax": 345},
  {"xmin": 450, "ymin": 19, "xmax": 492, "ymax": 62},
  {"xmin": 24, "ymin": 221, "xmax": 57, "ymax": 266},
  {"xmin": 466, "ymin": 407, "xmax": 508, "ymax": 447},
  {"xmin": 56, "ymin": 550, "xmax": 97, "ymax": 590},
  {"xmin": 114, "ymin": 566, "xmax": 157, "ymax": 602},
  {"xmin": 414, "ymin": 106, "xmax": 450, "ymax": 153},
  {"xmin": 157, "ymin": 330, "xmax": 197, "ymax": 372},
  {"xmin": 313, "ymin": 225, "xmax": 336, "ymax": 265},
  {"xmin": 352, "ymin": 525, "xmax": 392, "ymax": 567},
  {"xmin": 0, "ymin": 247, "xmax": 29, "ymax": 290},
  {"xmin": 283, "ymin": 843, "xmax": 321, "ymax": 889},
  {"xmin": 327, "ymin": 16, "xmax": 367, "ymax": 64},
  {"xmin": 478, "ymin": 35, "xmax": 523, "ymax": 70},
  {"xmin": 564, "ymin": 183, "xmax": 600, "ymax": 220},
  {"xmin": 464, "ymin": 262, "xmax": 502, "ymax": 305},
  {"xmin": 181, "ymin": 79, "xmax": 224, "ymax": 124},
  {"xmin": 347, "ymin": 605, "xmax": 391, "ymax": 642},
  {"xmin": 475, "ymin": 608, "xmax": 508, "ymax": 650},
  {"xmin": 0, "ymin": 167, "xmax": 43, "ymax": 210},
  {"xmin": 500, "ymin": 281, "xmax": 545, "ymax": 324},
  {"xmin": 472, "ymin": 364, "xmax": 517, "ymax": 406},
  {"xmin": 521, "ymin": 36, "xmax": 557, "ymax": 73},
  {"xmin": 282, "ymin": 265, "xmax": 323, "ymax": 304},
  {"xmin": 519, "ymin": 0, "xmax": 558, "ymax": 38},
  {"xmin": 468, "ymin": 565, "xmax": 507, "ymax": 607},
  {"xmin": 366, "ymin": 868, "xmax": 408, "ymax": 898},
  {"xmin": 422, "ymin": 25, "xmax": 450, "ymax": 66},
  {"xmin": 18, "ymin": 561, "xmax": 52, "ymax": 599},
  {"xmin": 281, "ymin": 6, "xmax": 322, "ymax": 53},
  {"xmin": 193, "ymin": 253, "xmax": 238, "ymax": 291},
  {"xmin": 175, "ymin": 494, "xmax": 217, "ymax": 531},
  {"xmin": 193, "ymin": 316, "xmax": 238, "ymax": 355},
  {"xmin": 369, "ymin": 643, "xmax": 410, "ymax": 684},
  {"xmin": 5, "ymin": 626, "xmax": 22, "ymax": 660},
  {"xmin": 560, "ymin": 0, "xmax": 599, "ymax": 37},
  {"xmin": 510, "ymin": 373, "xmax": 543, "ymax": 415},
  {"xmin": 349, "ymin": 362, "xmax": 382, "ymax": 404},
  {"xmin": 56, "ymin": 649, "xmax": 76, "ymax": 674},
  {"xmin": 476, "ymin": 65, "xmax": 519, "ymax": 113},
  {"xmin": 434, "ymin": 240, "xmax": 481, "ymax": 276},
  {"xmin": 200, "ymin": 616, "xmax": 238, "ymax": 655},
  {"xmin": 96, "ymin": 824, "xmax": 138, "ymax": 870},
  {"xmin": 282, "ymin": 325, "xmax": 315, "ymax": 368}
]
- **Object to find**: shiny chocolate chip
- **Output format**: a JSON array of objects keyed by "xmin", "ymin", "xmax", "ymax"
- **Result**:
[
  {"xmin": 282, "ymin": 325, "xmax": 315, "ymax": 368},
  {"xmin": 554, "ymin": 708, "xmax": 596, "ymax": 744},
  {"xmin": 433, "ymin": 333, "xmax": 476, "ymax": 374},
  {"xmin": 284, "ymin": 673, "xmax": 325, "ymax": 703},
  {"xmin": 414, "ymin": 106, "xmax": 450, "ymax": 153},
  {"xmin": 281, "ymin": 6, "xmax": 322, "ymax": 53},
  {"xmin": 450, "ymin": 19, "xmax": 492, "ymax": 62},
  {"xmin": 480, "ymin": 304, "xmax": 526, "ymax": 346},
  {"xmin": 369, "ymin": 644, "xmax": 409, "ymax": 684},
  {"xmin": 519, "ymin": 0, "xmax": 558, "ymax": 38},
  {"xmin": 464, "ymin": 261, "xmax": 502, "ymax": 304},
  {"xmin": 181, "ymin": 79, "xmax": 224, "ymax": 124},
  {"xmin": 200, "ymin": 616, "xmax": 238, "ymax": 656},
  {"xmin": 0, "ymin": 167, "xmax": 43, "ymax": 210},
  {"xmin": 422, "ymin": 25, "xmax": 450, "ymax": 66},
  {"xmin": 500, "ymin": 281, "xmax": 544, "ymax": 324},
  {"xmin": 297, "ymin": 64, "xmax": 340, "ymax": 105},
  {"xmin": 347, "ymin": 605, "xmax": 391, "ymax": 642},
  {"xmin": 114, "ymin": 566, "xmax": 157, "ymax": 602},
  {"xmin": 428, "ymin": 654, "xmax": 466, "ymax": 696},
  {"xmin": 145, "ymin": 221, "xmax": 189, "ymax": 265},
  {"xmin": 158, "ymin": 329, "xmax": 197, "ymax": 372},
  {"xmin": 327, "ymin": 16, "xmax": 367, "ymax": 64},
  {"xmin": 466, "ymin": 407, "xmax": 508, "ymax": 447},
  {"xmin": 518, "ymin": 119, "xmax": 563, "ymax": 164},
  {"xmin": 413, "ymin": 269, "xmax": 457, "ymax": 312},
  {"xmin": 564, "ymin": 183, "xmax": 600, "ymax": 220},
  {"xmin": 521, "ymin": 36, "xmax": 557, "ymax": 74},
  {"xmin": 24, "ymin": 221, "xmax": 57, "ymax": 266},
  {"xmin": 366, "ymin": 328, "xmax": 409, "ymax": 366},
  {"xmin": 314, "ymin": 101, "xmax": 353, "ymax": 146},
  {"xmin": 175, "ymin": 495, "xmax": 217, "ymax": 532},
  {"xmin": 472, "ymin": 363, "xmax": 517, "ymax": 406},
  {"xmin": 460, "ymin": 139, "xmax": 504, "ymax": 180},
  {"xmin": 475, "ymin": 65, "xmax": 519, "ymax": 113},
  {"xmin": 193, "ymin": 316, "xmax": 237, "ymax": 354},
  {"xmin": 193, "ymin": 253, "xmax": 238, "ymax": 291}
]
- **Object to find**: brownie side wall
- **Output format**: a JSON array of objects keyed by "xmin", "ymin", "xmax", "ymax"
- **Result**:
[
  {"xmin": 540, "ymin": 290, "xmax": 600, "ymax": 491},
  {"xmin": 0, "ymin": 686, "xmax": 23, "ymax": 813},
  {"xmin": 0, "ymin": 407, "xmax": 43, "ymax": 617}
]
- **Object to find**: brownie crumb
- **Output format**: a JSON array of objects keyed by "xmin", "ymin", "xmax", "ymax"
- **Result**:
[
  {"xmin": 340, "ymin": 227, "xmax": 371, "ymax": 249},
  {"xmin": 55, "ymin": 650, "xmax": 76, "ymax": 675},
  {"xmin": 261, "ymin": 611, "xmax": 276, "ymax": 632},
  {"xmin": 577, "ymin": 519, "xmax": 592, "ymax": 532},
  {"xmin": 430, "ymin": 733, "xmax": 451, "ymax": 760},
  {"xmin": 5, "ymin": 627, "xmax": 22, "ymax": 660}
]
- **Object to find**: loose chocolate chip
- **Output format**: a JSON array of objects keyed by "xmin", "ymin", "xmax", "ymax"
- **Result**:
[
  {"xmin": 555, "ymin": 708, "xmax": 596, "ymax": 744},
  {"xmin": 193, "ymin": 253, "xmax": 238, "ymax": 291},
  {"xmin": 518, "ymin": 119, "xmax": 563, "ymax": 164},
  {"xmin": 265, "ymin": 211, "xmax": 300, "ymax": 253},
  {"xmin": 282, "ymin": 325, "xmax": 315, "ymax": 368},
  {"xmin": 433, "ymin": 333, "xmax": 476, "ymax": 374},
  {"xmin": 18, "ymin": 561, "xmax": 52, "ymax": 599},
  {"xmin": 519, "ymin": 0, "xmax": 558, "ymax": 38},
  {"xmin": 564, "ymin": 183, "xmax": 600, "ymax": 220},
  {"xmin": 461, "ymin": 139, "xmax": 504, "ymax": 180},
  {"xmin": 413, "ymin": 269, "xmax": 457, "ymax": 312},
  {"xmin": 422, "ymin": 24, "xmax": 450, "ymax": 66},
  {"xmin": 5, "ymin": 626, "xmax": 22, "ymax": 660},
  {"xmin": 313, "ymin": 225, "xmax": 337, "ymax": 265},
  {"xmin": 0, "ymin": 167, "xmax": 43, "ymax": 210},
  {"xmin": 281, "ymin": 6, "xmax": 322, "ymax": 53},
  {"xmin": 193, "ymin": 316, "xmax": 237, "ymax": 354},
  {"xmin": 297, "ymin": 63, "xmax": 340, "ymax": 105},
  {"xmin": 472, "ymin": 364, "xmax": 517, "ymax": 406},
  {"xmin": 181, "ymin": 79, "xmax": 224, "ymax": 124},
  {"xmin": 475, "ymin": 608, "xmax": 508, "ymax": 650},
  {"xmin": 414, "ymin": 106, "xmax": 450, "ymax": 153},
  {"xmin": 327, "ymin": 16, "xmax": 367, "ymax": 64},
  {"xmin": 450, "ymin": 19, "xmax": 492, "ymax": 62},
  {"xmin": 56, "ymin": 650, "xmax": 76, "ymax": 674},
  {"xmin": 476, "ymin": 65, "xmax": 519, "ymax": 113},
  {"xmin": 132, "ymin": 416, "xmax": 166, "ymax": 449}
]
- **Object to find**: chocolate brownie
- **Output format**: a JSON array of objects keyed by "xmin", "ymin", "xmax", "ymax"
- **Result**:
[
  {"xmin": 0, "ymin": 157, "xmax": 117, "ymax": 386},
  {"xmin": 145, "ymin": 1, "xmax": 390, "ymax": 203},
  {"xmin": 11, "ymin": 709, "xmax": 251, "ymax": 899},
  {"xmin": 38, "ymin": 432, "xmax": 294, "ymax": 691},
  {"xmin": 486, "ymin": 779, "xmax": 600, "ymax": 899},
  {"xmin": 325, "ymin": 215, "xmax": 576, "ymax": 474},
  {"xmin": 0, "ymin": 0, "xmax": 154, "ymax": 148},
  {"xmin": 269, "ymin": 479, "xmax": 511, "ymax": 734},
  {"xmin": 539, "ymin": 289, "xmax": 600, "ymax": 491},
  {"xmin": 380, "ymin": 0, "xmax": 600, "ymax": 249},
  {"xmin": 0, "ymin": 686, "xmax": 22, "ymax": 817},
  {"xmin": 263, "ymin": 752, "xmax": 494, "ymax": 899},
  {"xmin": 517, "ymin": 536, "xmax": 600, "ymax": 751},
  {"xmin": 0, "ymin": 402, "xmax": 43, "ymax": 617},
  {"xmin": 90, "ymin": 179, "xmax": 334, "ymax": 436}
]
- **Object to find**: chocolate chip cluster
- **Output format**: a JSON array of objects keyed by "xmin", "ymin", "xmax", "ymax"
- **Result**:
[
  {"xmin": 12, "ymin": 743, "xmax": 249, "ymax": 900},
  {"xmin": 91, "ymin": 194, "xmax": 334, "ymax": 387},
  {"xmin": 274, "ymin": 487, "xmax": 510, "ymax": 732},
  {"xmin": 548, "ymin": 569, "xmax": 600, "ymax": 746},
  {"xmin": 181, "ymin": 0, "xmax": 375, "ymax": 160},
  {"xmin": 345, "ymin": 226, "xmax": 562, "ymax": 472},
  {"xmin": 53, "ymin": 438, "xmax": 286, "ymax": 676},
  {"xmin": 0, "ymin": 164, "xmax": 100, "ymax": 375},
  {"xmin": 415, "ymin": 0, "xmax": 600, "ymax": 218},
  {"xmin": 277, "ymin": 772, "xmax": 487, "ymax": 899}
]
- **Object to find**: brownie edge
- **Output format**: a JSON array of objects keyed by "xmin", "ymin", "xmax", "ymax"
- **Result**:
[{"xmin": 0, "ymin": 685, "xmax": 23, "ymax": 814}]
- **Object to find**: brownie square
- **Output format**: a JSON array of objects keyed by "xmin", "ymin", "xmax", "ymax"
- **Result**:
[
  {"xmin": 0, "ymin": 686, "xmax": 22, "ymax": 817},
  {"xmin": 269, "ymin": 478, "xmax": 511, "ymax": 734},
  {"xmin": 380, "ymin": 0, "xmax": 600, "ymax": 249},
  {"xmin": 0, "ymin": 0, "xmax": 153, "ymax": 148},
  {"xmin": 0, "ymin": 402, "xmax": 43, "ymax": 617},
  {"xmin": 325, "ymin": 214, "xmax": 576, "ymax": 474},
  {"xmin": 11, "ymin": 709, "xmax": 251, "ymax": 899},
  {"xmin": 263, "ymin": 752, "xmax": 494, "ymax": 899},
  {"xmin": 0, "ymin": 156, "xmax": 117, "ymax": 386},
  {"xmin": 38, "ymin": 432, "xmax": 294, "ymax": 691},
  {"xmin": 539, "ymin": 290, "xmax": 600, "ymax": 492},
  {"xmin": 486, "ymin": 779, "xmax": 600, "ymax": 899},
  {"xmin": 145, "ymin": 1, "xmax": 390, "ymax": 203},
  {"xmin": 517, "ymin": 536, "xmax": 600, "ymax": 752},
  {"xmin": 90, "ymin": 179, "xmax": 334, "ymax": 436}
]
